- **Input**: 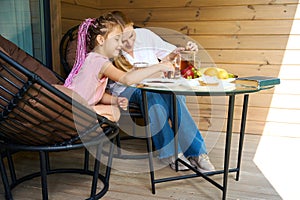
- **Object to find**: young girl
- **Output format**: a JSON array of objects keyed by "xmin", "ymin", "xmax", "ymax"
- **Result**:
[{"xmin": 63, "ymin": 13, "xmax": 174, "ymax": 122}]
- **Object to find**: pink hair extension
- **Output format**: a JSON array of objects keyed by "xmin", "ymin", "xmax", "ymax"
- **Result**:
[{"xmin": 64, "ymin": 18, "xmax": 96, "ymax": 87}]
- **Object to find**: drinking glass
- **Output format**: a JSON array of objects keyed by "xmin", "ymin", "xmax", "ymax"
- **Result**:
[
  {"xmin": 172, "ymin": 54, "xmax": 181, "ymax": 79},
  {"xmin": 133, "ymin": 62, "xmax": 148, "ymax": 69}
]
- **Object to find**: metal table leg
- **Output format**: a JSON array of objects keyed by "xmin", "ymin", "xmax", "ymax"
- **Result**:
[
  {"xmin": 222, "ymin": 95, "xmax": 235, "ymax": 200},
  {"xmin": 172, "ymin": 93, "xmax": 179, "ymax": 171},
  {"xmin": 236, "ymin": 94, "xmax": 249, "ymax": 181},
  {"xmin": 142, "ymin": 90, "xmax": 156, "ymax": 194}
]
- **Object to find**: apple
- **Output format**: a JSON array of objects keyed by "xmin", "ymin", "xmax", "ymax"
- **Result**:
[
  {"xmin": 181, "ymin": 66, "xmax": 195, "ymax": 78},
  {"xmin": 181, "ymin": 65, "xmax": 192, "ymax": 75}
]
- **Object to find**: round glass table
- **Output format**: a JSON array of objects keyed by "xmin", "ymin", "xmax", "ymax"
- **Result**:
[{"xmin": 135, "ymin": 81, "xmax": 273, "ymax": 200}]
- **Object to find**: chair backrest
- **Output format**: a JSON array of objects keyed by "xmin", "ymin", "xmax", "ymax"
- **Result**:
[
  {"xmin": 59, "ymin": 25, "xmax": 79, "ymax": 77},
  {"xmin": 0, "ymin": 35, "xmax": 118, "ymax": 148}
]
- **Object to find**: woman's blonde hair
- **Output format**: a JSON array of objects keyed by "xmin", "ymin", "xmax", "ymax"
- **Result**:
[
  {"xmin": 111, "ymin": 11, "xmax": 135, "ymax": 72},
  {"xmin": 111, "ymin": 10, "xmax": 134, "ymax": 27}
]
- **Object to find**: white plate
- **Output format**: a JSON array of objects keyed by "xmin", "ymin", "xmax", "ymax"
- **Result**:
[
  {"xmin": 179, "ymin": 77, "xmax": 235, "ymax": 87},
  {"xmin": 141, "ymin": 78, "xmax": 180, "ymax": 87},
  {"xmin": 221, "ymin": 78, "xmax": 236, "ymax": 83}
]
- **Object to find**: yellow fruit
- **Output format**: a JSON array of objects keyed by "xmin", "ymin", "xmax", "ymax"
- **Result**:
[
  {"xmin": 196, "ymin": 70, "xmax": 202, "ymax": 77},
  {"xmin": 204, "ymin": 67, "xmax": 218, "ymax": 77},
  {"xmin": 228, "ymin": 73, "xmax": 235, "ymax": 78},
  {"xmin": 217, "ymin": 69, "xmax": 229, "ymax": 79},
  {"xmin": 202, "ymin": 67, "xmax": 232, "ymax": 79}
]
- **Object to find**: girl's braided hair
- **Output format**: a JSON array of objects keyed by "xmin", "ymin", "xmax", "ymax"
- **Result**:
[{"xmin": 64, "ymin": 13, "xmax": 122, "ymax": 87}]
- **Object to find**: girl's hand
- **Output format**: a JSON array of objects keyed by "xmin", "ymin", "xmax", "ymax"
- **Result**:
[
  {"xmin": 159, "ymin": 60, "xmax": 175, "ymax": 72},
  {"xmin": 185, "ymin": 41, "xmax": 198, "ymax": 51},
  {"xmin": 118, "ymin": 97, "xmax": 128, "ymax": 110},
  {"xmin": 158, "ymin": 61, "xmax": 175, "ymax": 78}
]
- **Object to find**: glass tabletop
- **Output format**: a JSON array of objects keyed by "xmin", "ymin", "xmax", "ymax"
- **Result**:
[{"xmin": 134, "ymin": 78, "xmax": 273, "ymax": 96}]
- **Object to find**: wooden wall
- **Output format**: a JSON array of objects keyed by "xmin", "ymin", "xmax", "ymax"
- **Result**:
[{"xmin": 57, "ymin": 0, "xmax": 300, "ymax": 136}]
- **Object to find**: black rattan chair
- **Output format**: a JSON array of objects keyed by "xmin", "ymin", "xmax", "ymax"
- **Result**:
[
  {"xmin": 0, "ymin": 38, "xmax": 119, "ymax": 200},
  {"xmin": 59, "ymin": 25, "xmax": 79, "ymax": 77}
]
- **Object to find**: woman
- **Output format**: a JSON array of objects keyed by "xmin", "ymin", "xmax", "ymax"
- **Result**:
[{"xmin": 110, "ymin": 11, "xmax": 215, "ymax": 172}]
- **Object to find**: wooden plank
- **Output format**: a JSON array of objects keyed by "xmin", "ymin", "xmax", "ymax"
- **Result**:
[
  {"xmin": 197, "ymin": 118, "xmax": 266, "ymax": 135},
  {"xmin": 277, "ymin": 64, "xmax": 300, "ymax": 79},
  {"xmin": 187, "ymin": 93, "xmax": 299, "ymax": 109},
  {"xmin": 185, "ymin": 93, "xmax": 274, "ymax": 107},
  {"xmin": 61, "ymin": 3, "xmax": 103, "ymax": 20},
  {"xmin": 61, "ymin": 0, "xmax": 73, "ymax": 3},
  {"xmin": 264, "ymin": 93, "xmax": 300, "ymax": 109},
  {"xmin": 142, "ymin": 20, "xmax": 295, "ymax": 35},
  {"xmin": 259, "ymin": 121, "xmax": 300, "ymax": 137},
  {"xmin": 61, "ymin": 19, "xmax": 81, "ymax": 34},
  {"xmin": 147, "ymin": 30, "xmax": 297, "ymax": 50},
  {"xmin": 206, "ymin": 49, "xmax": 290, "ymax": 65},
  {"xmin": 271, "ymin": 79, "xmax": 300, "ymax": 95},
  {"xmin": 62, "ymin": 4, "xmax": 292, "ymax": 35},
  {"xmin": 192, "ymin": 35, "xmax": 299, "ymax": 50},
  {"xmin": 62, "ymin": 0, "xmax": 299, "ymax": 9},
  {"xmin": 280, "ymin": 49, "xmax": 300, "ymax": 65},
  {"xmin": 50, "ymin": 0, "xmax": 62, "ymax": 74},
  {"xmin": 191, "ymin": 4, "xmax": 298, "ymax": 20},
  {"xmin": 215, "ymin": 64, "xmax": 281, "ymax": 77},
  {"xmin": 97, "ymin": 5, "xmax": 297, "ymax": 22},
  {"xmin": 194, "ymin": 106, "xmax": 300, "ymax": 134},
  {"xmin": 165, "ymin": 49, "xmax": 286, "ymax": 66},
  {"xmin": 187, "ymin": 103, "xmax": 300, "ymax": 123},
  {"xmin": 200, "ymin": 118, "xmax": 300, "ymax": 136}
]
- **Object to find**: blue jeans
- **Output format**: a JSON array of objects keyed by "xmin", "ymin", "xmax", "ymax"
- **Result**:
[{"xmin": 121, "ymin": 87, "xmax": 207, "ymax": 159}]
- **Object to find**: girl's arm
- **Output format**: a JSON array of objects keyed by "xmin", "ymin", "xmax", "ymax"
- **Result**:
[
  {"xmin": 99, "ymin": 92, "xmax": 128, "ymax": 110},
  {"xmin": 101, "ymin": 61, "xmax": 174, "ymax": 86},
  {"xmin": 99, "ymin": 92, "xmax": 118, "ymax": 105}
]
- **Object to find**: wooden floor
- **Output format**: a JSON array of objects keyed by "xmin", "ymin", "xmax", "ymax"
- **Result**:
[{"xmin": 0, "ymin": 133, "xmax": 284, "ymax": 200}]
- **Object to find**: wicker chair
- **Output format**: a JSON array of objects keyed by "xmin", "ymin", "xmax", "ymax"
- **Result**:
[
  {"xmin": 0, "ymin": 36, "xmax": 119, "ymax": 200},
  {"xmin": 59, "ymin": 25, "xmax": 79, "ymax": 77}
]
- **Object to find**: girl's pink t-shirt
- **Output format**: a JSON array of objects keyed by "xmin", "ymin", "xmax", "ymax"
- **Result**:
[{"xmin": 67, "ymin": 52, "xmax": 109, "ymax": 106}]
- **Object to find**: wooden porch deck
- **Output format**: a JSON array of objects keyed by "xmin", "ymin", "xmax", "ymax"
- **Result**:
[{"xmin": 0, "ymin": 131, "xmax": 285, "ymax": 200}]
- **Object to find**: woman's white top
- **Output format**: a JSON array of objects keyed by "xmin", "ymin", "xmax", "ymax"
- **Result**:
[{"xmin": 110, "ymin": 28, "xmax": 176, "ymax": 96}]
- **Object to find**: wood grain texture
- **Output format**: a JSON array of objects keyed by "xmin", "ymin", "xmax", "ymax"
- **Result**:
[
  {"xmin": 50, "ymin": 0, "xmax": 62, "ymax": 74},
  {"xmin": 55, "ymin": 0, "xmax": 300, "ymax": 136}
]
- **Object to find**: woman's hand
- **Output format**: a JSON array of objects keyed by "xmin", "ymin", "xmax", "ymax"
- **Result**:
[
  {"xmin": 117, "ymin": 97, "xmax": 128, "ymax": 110},
  {"xmin": 163, "ymin": 41, "xmax": 199, "ymax": 62},
  {"xmin": 172, "ymin": 47, "xmax": 185, "ymax": 55},
  {"xmin": 185, "ymin": 41, "xmax": 198, "ymax": 51},
  {"xmin": 171, "ymin": 41, "xmax": 198, "ymax": 55}
]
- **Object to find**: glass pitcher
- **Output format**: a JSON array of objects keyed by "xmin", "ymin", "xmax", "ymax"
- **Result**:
[{"xmin": 180, "ymin": 51, "xmax": 196, "ymax": 71}]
